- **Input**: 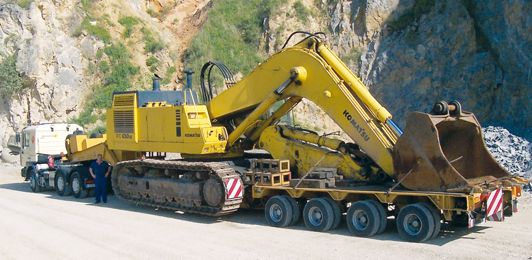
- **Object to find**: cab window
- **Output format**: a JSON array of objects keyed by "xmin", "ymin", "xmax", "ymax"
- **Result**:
[{"xmin": 24, "ymin": 133, "xmax": 30, "ymax": 147}]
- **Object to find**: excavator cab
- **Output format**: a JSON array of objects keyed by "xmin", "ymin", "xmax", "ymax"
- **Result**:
[{"xmin": 393, "ymin": 101, "xmax": 518, "ymax": 192}]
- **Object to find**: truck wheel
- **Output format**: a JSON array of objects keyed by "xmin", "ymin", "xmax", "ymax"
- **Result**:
[
  {"xmin": 347, "ymin": 201, "xmax": 380, "ymax": 237},
  {"xmin": 71, "ymin": 172, "xmax": 88, "ymax": 199},
  {"xmin": 29, "ymin": 169, "xmax": 41, "ymax": 193},
  {"xmin": 418, "ymin": 202, "xmax": 442, "ymax": 239},
  {"xmin": 367, "ymin": 200, "xmax": 388, "ymax": 234},
  {"xmin": 303, "ymin": 198, "xmax": 334, "ymax": 232},
  {"xmin": 265, "ymin": 196, "xmax": 293, "ymax": 227},
  {"xmin": 55, "ymin": 171, "xmax": 71, "ymax": 196},
  {"xmin": 322, "ymin": 197, "xmax": 342, "ymax": 230},
  {"xmin": 397, "ymin": 204, "xmax": 435, "ymax": 242},
  {"xmin": 282, "ymin": 195, "xmax": 301, "ymax": 226}
]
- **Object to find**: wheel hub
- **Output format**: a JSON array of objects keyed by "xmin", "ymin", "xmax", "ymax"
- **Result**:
[
  {"xmin": 57, "ymin": 176, "xmax": 64, "ymax": 191},
  {"xmin": 72, "ymin": 178, "xmax": 80, "ymax": 193},
  {"xmin": 269, "ymin": 204, "xmax": 283, "ymax": 222},
  {"xmin": 308, "ymin": 206, "xmax": 323, "ymax": 226},
  {"xmin": 353, "ymin": 210, "xmax": 369, "ymax": 230},
  {"xmin": 404, "ymin": 213, "xmax": 422, "ymax": 235}
]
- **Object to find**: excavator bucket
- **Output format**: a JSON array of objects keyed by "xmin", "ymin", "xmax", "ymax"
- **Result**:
[{"xmin": 392, "ymin": 104, "xmax": 511, "ymax": 192}]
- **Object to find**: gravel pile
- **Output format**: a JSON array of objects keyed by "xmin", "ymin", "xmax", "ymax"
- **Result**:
[{"xmin": 483, "ymin": 126, "xmax": 532, "ymax": 178}]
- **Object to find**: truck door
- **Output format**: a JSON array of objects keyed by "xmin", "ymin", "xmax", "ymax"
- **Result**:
[{"xmin": 20, "ymin": 131, "xmax": 33, "ymax": 166}]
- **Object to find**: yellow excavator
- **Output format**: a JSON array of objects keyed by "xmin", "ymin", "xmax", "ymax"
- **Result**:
[{"xmin": 64, "ymin": 32, "xmax": 528, "ymax": 242}]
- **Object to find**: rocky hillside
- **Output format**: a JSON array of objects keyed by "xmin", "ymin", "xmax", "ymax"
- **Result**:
[
  {"xmin": 0, "ymin": 0, "xmax": 210, "ymax": 144},
  {"xmin": 0, "ymin": 0, "xmax": 530, "ymax": 148}
]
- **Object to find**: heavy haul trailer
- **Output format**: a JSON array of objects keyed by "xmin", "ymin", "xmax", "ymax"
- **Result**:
[
  {"xmin": 244, "ymin": 159, "xmax": 525, "ymax": 242},
  {"xmin": 95, "ymin": 32, "xmax": 529, "ymax": 242}
]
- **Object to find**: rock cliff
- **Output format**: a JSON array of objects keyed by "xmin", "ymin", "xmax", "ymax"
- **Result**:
[
  {"xmin": 0, "ymin": 0, "xmax": 210, "ymax": 146},
  {"xmin": 0, "ymin": 0, "xmax": 530, "ymax": 148}
]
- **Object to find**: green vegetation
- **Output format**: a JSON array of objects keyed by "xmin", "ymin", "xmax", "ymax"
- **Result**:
[
  {"xmin": 118, "ymin": 16, "xmax": 139, "ymax": 38},
  {"xmin": 141, "ymin": 27, "xmax": 165, "ymax": 53},
  {"xmin": 340, "ymin": 47, "xmax": 361, "ymax": 65},
  {"xmin": 387, "ymin": 0, "xmax": 436, "ymax": 31},
  {"xmin": 161, "ymin": 66, "xmax": 177, "ymax": 85},
  {"xmin": 10, "ymin": 0, "xmax": 33, "ymax": 9},
  {"xmin": 293, "ymin": 1, "xmax": 311, "ymax": 23},
  {"xmin": 72, "ymin": 42, "xmax": 139, "ymax": 127},
  {"xmin": 80, "ymin": 0, "xmax": 95, "ymax": 15},
  {"xmin": 99, "ymin": 60, "xmax": 110, "ymax": 73},
  {"xmin": 74, "ymin": 18, "xmax": 112, "ymax": 43},
  {"xmin": 184, "ymin": 0, "xmax": 282, "ymax": 88},
  {"xmin": 147, "ymin": 8, "xmax": 158, "ymax": 18},
  {"xmin": 90, "ymin": 125, "xmax": 107, "ymax": 136},
  {"xmin": 146, "ymin": 56, "xmax": 159, "ymax": 67},
  {"xmin": 0, "ymin": 53, "xmax": 30, "ymax": 96},
  {"xmin": 146, "ymin": 55, "xmax": 161, "ymax": 73}
]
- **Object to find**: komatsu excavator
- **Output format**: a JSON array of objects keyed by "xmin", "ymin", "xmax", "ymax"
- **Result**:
[{"xmin": 63, "ymin": 32, "xmax": 528, "ymax": 242}]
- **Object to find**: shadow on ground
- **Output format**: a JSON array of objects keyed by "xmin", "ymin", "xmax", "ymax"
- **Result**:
[{"xmin": 0, "ymin": 180, "xmax": 491, "ymax": 244}]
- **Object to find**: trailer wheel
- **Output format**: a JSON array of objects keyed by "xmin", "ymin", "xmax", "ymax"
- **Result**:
[
  {"xmin": 71, "ymin": 172, "xmax": 88, "ymax": 199},
  {"xmin": 322, "ymin": 197, "xmax": 342, "ymax": 230},
  {"xmin": 397, "ymin": 204, "xmax": 435, "ymax": 242},
  {"xmin": 282, "ymin": 195, "xmax": 300, "ymax": 226},
  {"xmin": 347, "ymin": 201, "xmax": 380, "ymax": 237},
  {"xmin": 418, "ymin": 203, "xmax": 441, "ymax": 239},
  {"xmin": 367, "ymin": 200, "xmax": 387, "ymax": 234},
  {"xmin": 29, "ymin": 169, "xmax": 41, "ymax": 193},
  {"xmin": 265, "ymin": 196, "xmax": 293, "ymax": 227},
  {"xmin": 303, "ymin": 198, "xmax": 334, "ymax": 232},
  {"xmin": 55, "ymin": 171, "xmax": 71, "ymax": 196}
]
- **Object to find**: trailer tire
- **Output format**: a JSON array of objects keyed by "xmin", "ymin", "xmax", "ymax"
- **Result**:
[
  {"xmin": 71, "ymin": 171, "xmax": 88, "ymax": 199},
  {"xmin": 367, "ymin": 200, "xmax": 387, "ymax": 234},
  {"xmin": 282, "ymin": 195, "xmax": 300, "ymax": 226},
  {"xmin": 347, "ymin": 201, "xmax": 380, "ymax": 237},
  {"xmin": 29, "ymin": 168, "xmax": 41, "ymax": 193},
  {"xmin": 418, "ymin": 202, "xmax": 441, "ymax": 239},
  {"xmin": 322, "ymin": 197, "xmax": 342, "ymax": 230},
  {"xmin": 55, "ymin": 170, "xmax": 71, "ymax": 196},
  {"xmin": 265, "ymin": 196, "xmax": 293, "ymax": 227},
  {"xmin": 303, "ymin": 198, "xmax": 334, "ymax": 232},
  {"xmin": 397, "ymin": 204, "xmax": 435, "ymax": 242}
]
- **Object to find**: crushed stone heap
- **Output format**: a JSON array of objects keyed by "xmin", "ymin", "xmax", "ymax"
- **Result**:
[{"xmin": 483, "ymin": 126, "xmax": 532, "ymax": 179}]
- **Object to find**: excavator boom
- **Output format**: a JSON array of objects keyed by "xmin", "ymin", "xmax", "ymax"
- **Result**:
[{"xmin": 206, "ymin": 35, "xmax": 515, "ymax": 192}]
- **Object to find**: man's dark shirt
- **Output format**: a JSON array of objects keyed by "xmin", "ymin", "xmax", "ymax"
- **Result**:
[{"xmin": 90, "ymin": 160, "xmax": 110, "ymax": 178}]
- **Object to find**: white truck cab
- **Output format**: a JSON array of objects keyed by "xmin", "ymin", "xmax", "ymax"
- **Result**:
[{"xmin": 19, "ymin": 123, "xmax": 83, "ymax": 167}]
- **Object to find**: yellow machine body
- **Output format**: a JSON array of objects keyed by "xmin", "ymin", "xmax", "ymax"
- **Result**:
[{"xmin": 106, "ymin": 92, "xmax": 228, "ymax": 155}]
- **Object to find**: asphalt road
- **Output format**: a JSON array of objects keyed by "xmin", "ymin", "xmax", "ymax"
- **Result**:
[{"xmin": 1, "ymin": 165, "xmax": 531, "ymax": 260}]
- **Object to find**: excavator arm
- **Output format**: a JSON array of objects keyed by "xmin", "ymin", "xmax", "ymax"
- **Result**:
[{"xmin": 207, "ymin": 36, "xmax": 400, "ymax": 175}]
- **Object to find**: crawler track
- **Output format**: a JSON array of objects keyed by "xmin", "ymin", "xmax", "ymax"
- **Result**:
[{"xmin": 112, "ymin": 159, "xmax": 242, "ymax": 216}]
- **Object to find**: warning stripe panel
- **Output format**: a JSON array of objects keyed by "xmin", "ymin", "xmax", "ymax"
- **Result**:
[
  {"xmin": 486, "ymin": 188, "xmax": 503, "ymax": 217},
  {"xmin": 225, "ymin": 178, "xmax": 243, "ymax": 199},
  {"xmin": 486, "ymin": 188, "xmax": 504, "ymax": 222}
]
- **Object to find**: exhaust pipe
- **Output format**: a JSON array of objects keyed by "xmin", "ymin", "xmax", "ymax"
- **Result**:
[{"xmin": 152, "ymin": 74, "xmax": 161, "ymax": 91}]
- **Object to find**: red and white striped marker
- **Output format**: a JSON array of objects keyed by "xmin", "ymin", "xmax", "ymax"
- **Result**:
[
  {"xmin": 225, "ymin": 178, "xmax": 243, "ymax": 199},
  {"xmin": 486, "ymin": 188, "xmax": 504, "ymax": 222}
]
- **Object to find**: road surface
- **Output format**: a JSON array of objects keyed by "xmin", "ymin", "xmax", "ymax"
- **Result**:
[{"xmin": 1, "ymin": 165, "xmax": 531, "ymax": 260}]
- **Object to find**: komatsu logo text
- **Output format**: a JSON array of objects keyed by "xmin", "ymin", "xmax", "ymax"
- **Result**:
[
  {"xmin": 185, "ymin": 133, "xmax": 201, "ymax": 137},
  {"xmin": 343, "ymin": 110, "xmax": 370, "ymax": 141}
]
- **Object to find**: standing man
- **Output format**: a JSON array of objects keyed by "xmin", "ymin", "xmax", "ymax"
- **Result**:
[{"xmin": 89, "ymin": 154, "xmax": 111, "ymax": 204}]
